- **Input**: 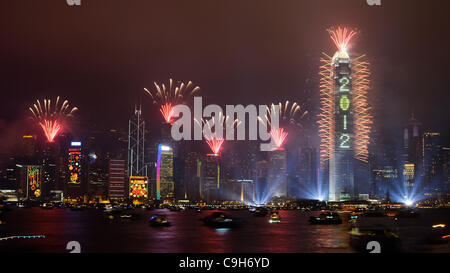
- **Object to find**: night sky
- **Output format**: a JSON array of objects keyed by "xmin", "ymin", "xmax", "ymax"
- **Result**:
[{"xmin": 1, "ymin": 0, "xmax": 449, "ymax": 145}]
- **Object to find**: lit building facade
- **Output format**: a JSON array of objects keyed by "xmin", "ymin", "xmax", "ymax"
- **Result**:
[
  {"xmin": 422, "ymin": 132, "xmax": 442, "ymax": 193},
  {"xmin": 318, "ymin": 27, "xmax": 372, "ymax": 201},
  {"xmin": 129, "ymin": 176, "xmax": 148, "ymax": 203},
  {"xmin": 67, "ymin": 141, "xmax": 83, "ymax": 199},
  {"xmin": 108, "ymin": 159, "xmax": 126, "ymax": 201},
  {"xmin": 202, "ymin": 153, "xmax": 221, "ymax": 202},
  {"xmin": 268, "ymin": 149, "xmax": 287, "ymax": 198},
  {"xmin": 156, "ymin": 144, "xmax": 174, "ymax": 200}
]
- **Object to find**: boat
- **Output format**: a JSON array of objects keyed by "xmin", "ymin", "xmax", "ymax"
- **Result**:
[
  {"xmin": 309, "ymin": 212, "xmax": 342, "ymax": 225},
  {"xmin": 252, "ymin": 208, "xmax": 269, "ymax": 217},
  {"xmin": 70, "ymin": 205, "xmax": 83, "ymax": 211},
  {"xmin": 149, "ymin": 214, "xmax": 171, "ymax": 227},
  {"xmin": 428, "ymin": 223, "xmax": 450, "ymax": 244},
  {"xmin": 17, "ymin": 202, "xmax": 29, "ymax": 208},
  {"xmin": 349, "ymin": 210, "xmax": 400, "ymax": 252},
  {"xmin": 269, "ymin": 211, "xmax": 281, "ymax": 223},
  {"xmin": 201, "ymin": 212, "xmax": 239, "ymax": 228},
  {"xmin": 103, "ymin": 208, "xmax": 122, "ymax": 221},
  {"xmin": 41, "ymin": 202, "xmax": 54, "ymax": 209},
  {"xmin": 394, "ymin": 208, "xmax": 420, "ymax": 218}
]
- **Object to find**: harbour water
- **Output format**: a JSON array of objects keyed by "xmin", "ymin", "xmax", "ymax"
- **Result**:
[{"xmin": 1, "ymin": 207, "xmax": 449, "ymax": 253}]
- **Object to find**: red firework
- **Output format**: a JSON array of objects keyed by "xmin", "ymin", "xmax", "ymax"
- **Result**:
[
  {"xmin": 258, "ymin": 102, "xmax": 300, "ymax": 150},
  {"xmin": 270, "ymin": 128, "xmax": 288, "ymax": 150},
  {"xmin": 205, "ymin": 137, "xmax": 224, "ymax": 155},
  {"xmin": 195, "ymin": 112, "xmax": 239, "ymax": 155},
  {"xmin": 160, "ymin": 102, "xmax": 175, "ymax": 124},
  {"xmin": 29, "ymin": 97, "xmax": 77, "ymax": 142},
  {"xmin": 328, "ymin": 27, "xmax": 357, "ymax": 53},
  {"xmin": 39, "ymin": 120, "xmax": 62, "ymax": 143},
  {"xmin": 145, "ymin": 79, "xmax": 200, "ymax": 124}
]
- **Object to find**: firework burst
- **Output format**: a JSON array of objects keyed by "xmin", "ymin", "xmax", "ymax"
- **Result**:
[
  {"xmin": 270, "ymin": 128, "xmax": 288, "ymax": 150},
  {"xmin": 352, "ymin": 55, "xmax": 372, "ymax": 162},
  {"xmin": 195, "ymin": 112, "xmax": 240, "ymax": 155},
  {"xmin": 29, "ymin": 97, "xmax": 78, "ymax": 142},
  {"xmin": 144, "ymin": 79, "xmax": 200, "ymax": 124},
  {"xmin": 327, "ymin": 26, "xmax": 357, "ymax": 54},
  {"xmin": 257, "ymin": 102, "xmax": 299, "ymax": 151},
  {"xmin": 318, "ymin": 27, "xmax": 372, "ymax": 166}
]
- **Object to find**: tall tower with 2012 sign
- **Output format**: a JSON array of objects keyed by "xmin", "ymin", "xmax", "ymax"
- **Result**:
[{"xmin": 318, "ymin": 27, "xmax": 372, "ymax": 201}]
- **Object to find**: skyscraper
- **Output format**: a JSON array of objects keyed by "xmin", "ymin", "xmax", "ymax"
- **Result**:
[
  {"xmin": 268, "ymin": 149, "xmax": 287, "ymax": 198},
  {"xmin": 67, "ymin": 141, "xmax": 83, "ymax": 199},
  {"xmin": 108, "ymin": 159, "xmax": 126, "ymax": 201},
  {"xmin": 156, "ymin": 144, "xmax": 174, "ymax": 201},
  {"xmin": 318, "ymin": 27, "xmax": 372, "ymax": 201},
  {"xmin": 202, "ymin": 153, "xmax": 221, "ymax": 202}
]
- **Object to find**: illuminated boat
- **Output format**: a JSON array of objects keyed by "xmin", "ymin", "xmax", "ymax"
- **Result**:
[
  {"xmin": 202, "ymin": 212, "xmax": 239, "ymax": 228},
  {"xmin": 70, "ymin": 205, "xmax": 83, "ymax": 211},
  {"xmin": 428, "ymin": 223, "xmax": 450, "ymax": 244},
  {"xmin": 150, "ymin": 214, "xmax": 171, "ymax": 227},
  {"xmin": 17, "ymin": 202, "xmax": 29, "ymax": 208},
  {"xmin": 41, "ymin": 202, "xmax": 53, "ymax": 209},
  {"xmin": 269, "ymin": 211, "xmax": 281, "ymax": 223},
  {"xmin": 349, "ymin": 211, "xmax": 400, "ymax": 252},
  {"xmin": 252, "ymin": 208, "xmax": 269, "ymax": 217},
  {"xmin": 309, "ymin": 212, "xmax": 342, "ymax": 225}
]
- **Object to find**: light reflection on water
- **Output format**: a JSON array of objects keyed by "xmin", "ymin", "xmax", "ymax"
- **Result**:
[{"xmin": 0, "ymin": 208, "xmax": 448, "ymax": 253}]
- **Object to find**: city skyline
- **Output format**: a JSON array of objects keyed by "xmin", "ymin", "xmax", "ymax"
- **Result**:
[{"xmin": 1, "ymin": 1, "xmax": 450, "ymax": 259}]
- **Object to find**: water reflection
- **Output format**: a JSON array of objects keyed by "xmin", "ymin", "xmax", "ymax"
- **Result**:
[{"xmin": 0, "ymin": 208, "xmax": 448, "ymax": 253}]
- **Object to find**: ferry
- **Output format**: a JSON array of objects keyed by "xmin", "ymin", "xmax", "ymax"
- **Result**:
[
  {"xmin": 309, "ymin": 212, "xmax": 342, "ymax": 225},
  {"xmin": 252, "ymin": 208, "xmax": 269, "ymax": 217},
  {"xmin": 269, "ymin": 211, "xmax": 281, "ymax": 223},
  {"xmin": 150, "ymin": 214, "xmax": 171, "ymax": 227},
  {"xmin": 41, "ymin": 202, "xmax": 54, "ymax": 209},
  {"xmin": 349, "ymin": 210, "xmax": 400, "ymax": 252},
  {"xmin": 201, "ymin": 212, "xmax": 239, "ymax": 228},
  {"xmin": 429, "ymin": 223, "xmax": 450, "ymax": 244}
]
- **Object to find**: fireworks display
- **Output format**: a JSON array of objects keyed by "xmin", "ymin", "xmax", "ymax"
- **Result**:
[
  {"xmin": 274, "ymin": 101, "xmax": 308, "ymax": 127},
  {"xmin": 328, "ymin": 26, "xmax": 357, "ymax": 54},
  {"xmin": 29, "ymin": 97, "xmax": 78, "ymax": 142},
  {"xmin": 144, "ymin": 79, "xmax": 200, "ymax": 124},
  {"xmin": 258, "ymin": 100, "xmax": 306, "ymax": 150},
  {"xmin": 318, "ymin": 27, "xmax": 372, "ymax": 166},
  {"xmin": 318, "ymin": 53, "xmax": 335, "ymax": 165},
  {"xmin": 352, "ymin": 55, "xmax": 372, "ymax": 162},
  {"xmin": 195, "ymin": 112, "xmax": 239, "ymax": 155},
  {"xmin": 270, "ymin": 128, "xmax": 288, "ymax": 150}
]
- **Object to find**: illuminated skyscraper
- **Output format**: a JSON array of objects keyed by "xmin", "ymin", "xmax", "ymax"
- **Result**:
[
  {"xmin": 19, "ymin": 165, "xmax": 42, "ymax": 200},
  {"xmin": 128, "ymin": 104, "xmax": 147, "ymax": 177},
  {"xmin": 156, "ymin": 144, "xmax": 174, "ymax": 200},
  {"xmin": 108, "ymin": 159, "xmax": 126, "ymax": 201},
  {"xmin": 201, "ymin": 153, "xmax": 221, "ymax": 202},
  {"xmin": 318, "ymin": 27, "xmax": 372, "ymax": 201},
  {"xmin": 183, "ymin": 151, "xmax": 202, "ymax": 201},
  {"xmin": 67, "ymin": 141, "xmax": 83, "ymax": 198},
  {"xmin": 268, "ymin": 149, "xmax": 287, "ymax": 198}
]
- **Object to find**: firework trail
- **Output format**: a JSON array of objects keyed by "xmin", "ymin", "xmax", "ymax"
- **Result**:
[
  {"xmin": 258, "ymin": 100, "xmax": 307, "ymax": 150},
  {"xmin": 194, "ymin": 112, "xmax": 240, "ymax": 155},
  {"xmin": 328, "ymin": 26, "xmax": 357, "ymax": 54},
  {"xmin": 29, "ymin": 97, "xmax": 78, "ymax": 142},
  {"xmin": 144, "ymin": 79, "xmax": 200, "ymax": 124}
]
